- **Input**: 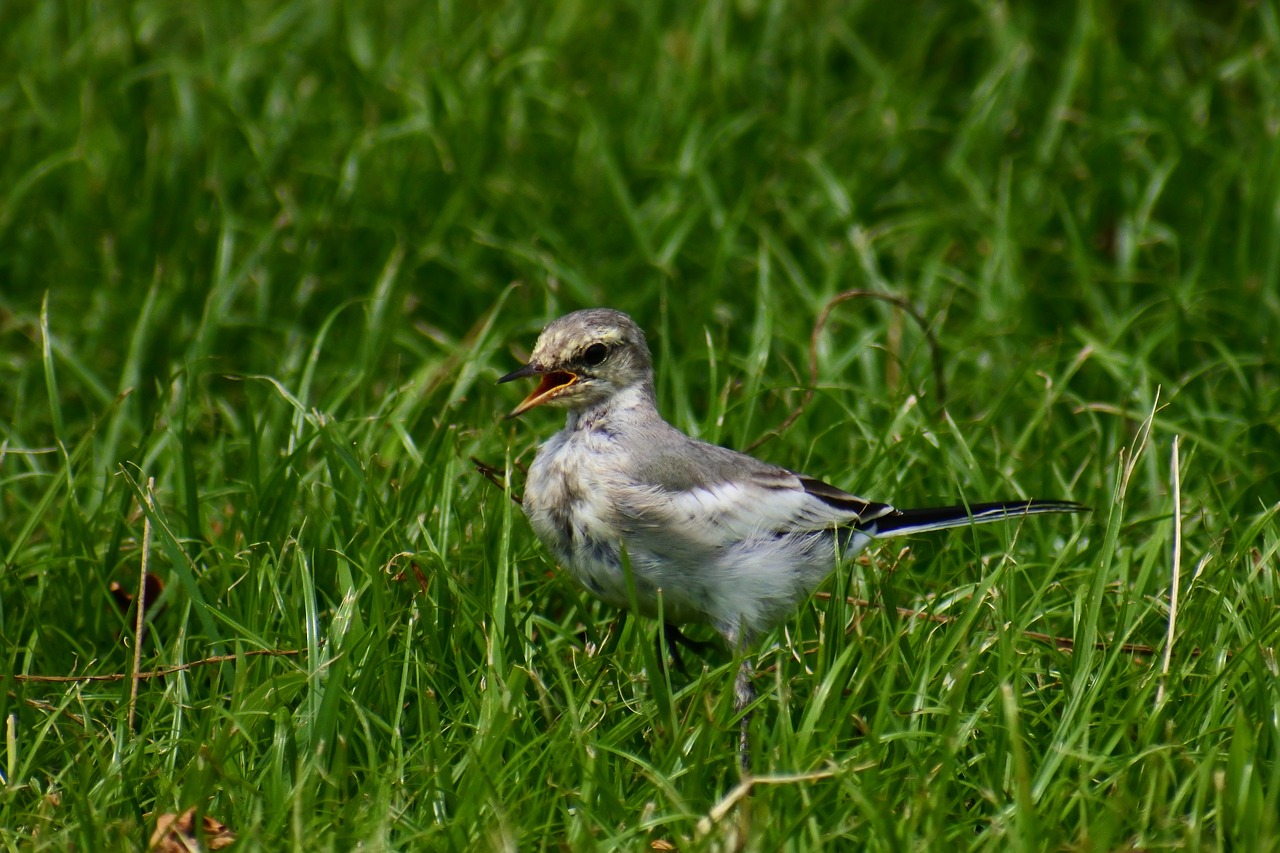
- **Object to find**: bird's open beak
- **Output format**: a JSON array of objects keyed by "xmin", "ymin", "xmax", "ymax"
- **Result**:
[{"xmin": 497, "ymin": 363, "xmax": 578, "ymax": 419}]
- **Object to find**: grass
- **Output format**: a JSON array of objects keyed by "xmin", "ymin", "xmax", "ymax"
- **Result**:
[{"xmin": 2, "ymin": 0, "xmax": 1279, "ymax": 849}]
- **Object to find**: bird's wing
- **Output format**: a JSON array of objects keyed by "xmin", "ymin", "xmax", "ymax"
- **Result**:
[{"xmin": 622, "ymin": 435, "xmax": 894, "ymax": 544}]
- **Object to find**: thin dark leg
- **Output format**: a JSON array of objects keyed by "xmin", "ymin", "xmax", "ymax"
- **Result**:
[
  {"xmin": 661, "ymin": 623, "xmax": 715, "ymax": 674},
  {"xmin": 734, "ymin": 656, "xmax": 756, "ymax": 774}
]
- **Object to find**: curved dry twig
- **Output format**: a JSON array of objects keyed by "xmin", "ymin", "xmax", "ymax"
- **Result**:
[
  {"xmin": 814, "ymin": 591, "xmax": 1195, "ymax": 659},
  {"xmin": 13, "ymin": 649, "xmax": 299, "ymax": 684},
  {"xmin": 744, "ymin": 289, "xmax": 948, "ymax": 453}
]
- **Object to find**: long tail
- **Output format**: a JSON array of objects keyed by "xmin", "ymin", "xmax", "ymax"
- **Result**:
[{"xmin": 862, "ymin": 500, "xmax": 1089, "ymax": 538}]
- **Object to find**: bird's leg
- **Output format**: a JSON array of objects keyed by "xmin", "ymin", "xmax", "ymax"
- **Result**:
[
  {"xmin": 660, "ymin": 623, "xmax": 715, "ymax": 674},
  {"xmin": 660, "ymin": 624, "xmax": 686, "ymax": 673},
  {"xmin": 734, "ymin": 656, "xmax": 756, "ymax": 775}
]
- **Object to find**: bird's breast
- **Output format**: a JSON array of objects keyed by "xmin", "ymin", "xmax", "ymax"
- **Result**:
[{"xmin": 523, "ymin": 430, "xmax": 632, "ymax": 605}]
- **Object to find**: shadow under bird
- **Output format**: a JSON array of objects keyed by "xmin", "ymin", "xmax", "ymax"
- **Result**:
[{"xmin": 499, "ymin": 308, "xmax": 1087, "ymax": 771}]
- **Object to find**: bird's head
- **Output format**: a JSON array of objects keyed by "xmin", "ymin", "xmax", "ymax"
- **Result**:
[{"xmin": 498, "ymin": 308, "xmax": 653, "ymax": 419}]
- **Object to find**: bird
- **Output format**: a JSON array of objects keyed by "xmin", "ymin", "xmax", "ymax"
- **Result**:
[{"xmin": 498, "ymin": 307, "xmax": 1087, "ymax": 770}]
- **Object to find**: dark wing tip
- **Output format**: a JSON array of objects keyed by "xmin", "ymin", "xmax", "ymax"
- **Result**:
[{"xmin": 797, "ymin": 475, "xmax": 894, "ymax": 520}]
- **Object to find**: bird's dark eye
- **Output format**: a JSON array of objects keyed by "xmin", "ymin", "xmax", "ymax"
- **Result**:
[{"xmin": 582, "ymin": 343, "xmax": 609, "ymax": 366}]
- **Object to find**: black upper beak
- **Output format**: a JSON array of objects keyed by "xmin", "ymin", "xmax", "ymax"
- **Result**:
[{"xmin": 497, "ymin": 363, "xmax": 540, "ymax": 384}]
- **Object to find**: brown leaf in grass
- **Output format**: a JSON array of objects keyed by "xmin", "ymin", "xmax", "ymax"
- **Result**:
[
  {"xmin": 411, "ymin": 562, "xmax": 431, "ymax": 596},
  {"xmin": 109, "ymin": 572, "xmax": 166, "ymax": 619},
  {"xmin": 148, "ymin": 808, "xmax": 236, "ymax": 851}
]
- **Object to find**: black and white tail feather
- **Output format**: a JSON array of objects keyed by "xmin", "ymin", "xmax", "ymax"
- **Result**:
[
  {"xmin": 861, "ymin": 499, "xmax": 1089, "ymax": 538},
  {"xmin": 797, "ymin": 475, "xmax": 1087, "ymax": 543}
]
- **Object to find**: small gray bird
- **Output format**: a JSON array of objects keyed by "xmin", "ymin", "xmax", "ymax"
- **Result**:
[{"xmin": 499, "ymin": 307, "xmax": 1085, "ymax": 769}]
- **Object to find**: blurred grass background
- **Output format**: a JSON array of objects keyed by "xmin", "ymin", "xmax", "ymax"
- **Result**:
[{"xmin": 2, "ymin": 1, "xmax": 1278, "ymax": 849}]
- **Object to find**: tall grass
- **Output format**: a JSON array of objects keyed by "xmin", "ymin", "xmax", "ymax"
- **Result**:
[{"xmin": 2, "ymin": 1, "xmax": 1277, "ymax": 849}]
